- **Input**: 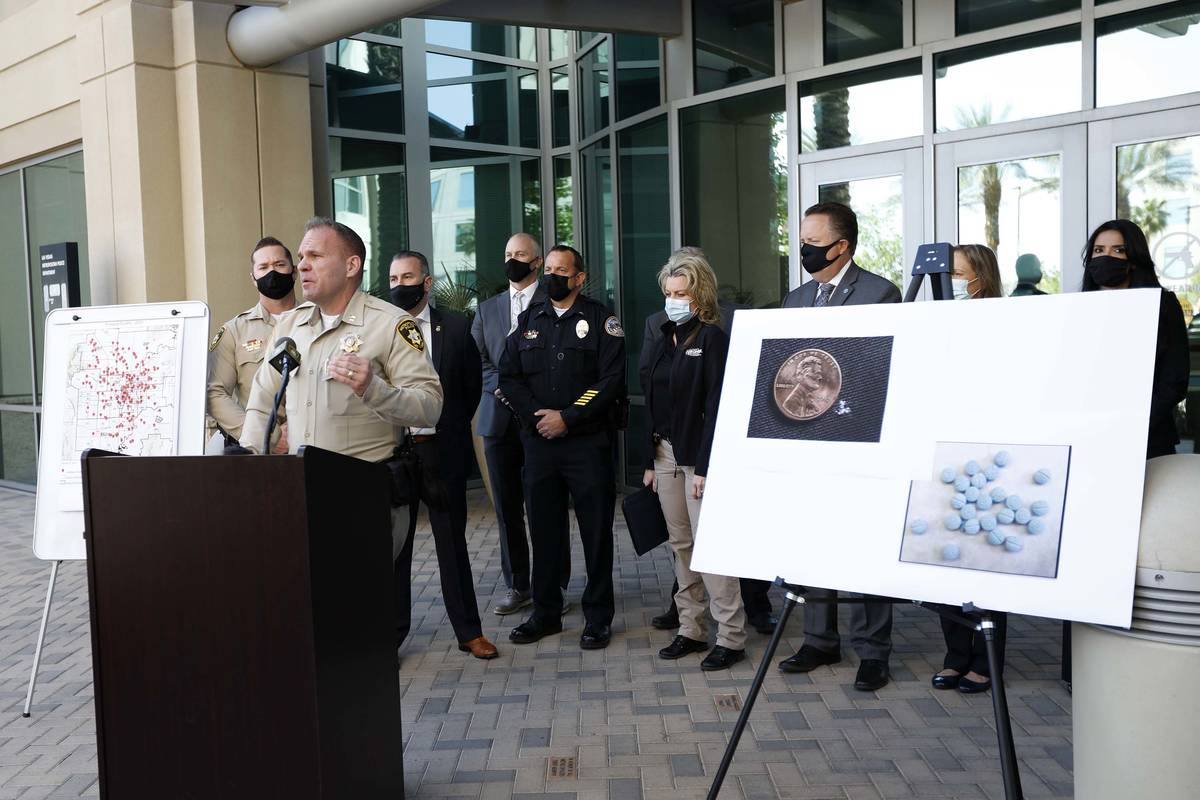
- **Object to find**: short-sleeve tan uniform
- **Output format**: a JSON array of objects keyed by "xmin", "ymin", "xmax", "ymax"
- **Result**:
[{"xmin": 206, "ymin": 303, "xmax": 281, "ymax": 442}]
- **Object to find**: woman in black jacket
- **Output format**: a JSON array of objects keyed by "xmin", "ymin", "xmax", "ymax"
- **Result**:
[
  {"xmin": 640, "ymin": 249, "xmax": 747, "ymax": 671},
  {"xmin": 1081, "ymin": 219, "xmax": 1189, "ymax": 459}
]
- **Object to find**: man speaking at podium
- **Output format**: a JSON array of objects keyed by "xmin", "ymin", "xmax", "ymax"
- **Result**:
[{"xmin": 240, "ymin": 217, "xmax": 443, "ymax": 562}]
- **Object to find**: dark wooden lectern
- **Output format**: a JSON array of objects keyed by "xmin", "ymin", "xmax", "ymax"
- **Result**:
[{"xmin": 81, "ymin": 447, "xmax": 405, "ymax": 799}]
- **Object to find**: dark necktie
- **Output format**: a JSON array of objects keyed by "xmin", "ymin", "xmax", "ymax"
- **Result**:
[{"xmin": 814, "ymin": 283, "xmax": 835, "ymax": 308}]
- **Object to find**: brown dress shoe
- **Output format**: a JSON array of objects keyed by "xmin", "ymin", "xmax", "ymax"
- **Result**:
[{"xmin": 458, "ymin": 636, "xmax": 499, "ymax": 660}]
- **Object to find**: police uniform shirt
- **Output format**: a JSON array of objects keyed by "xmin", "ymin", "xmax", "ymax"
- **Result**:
[
  {"xmin": 240, "ymin": 290, "xmax": 443, "ymax": 461},
  {"xmin": 498, "ymin": 296, "xmax": 625, "ymax": 436},
  {"xmin": 206, "ymin": 302, "xmax": 279, "ymax": 440}
]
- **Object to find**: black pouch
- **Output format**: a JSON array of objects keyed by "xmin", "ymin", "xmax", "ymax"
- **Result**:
[{"xmin": 385, "ymin": 435, "xmax": 422, "ymax": 508}]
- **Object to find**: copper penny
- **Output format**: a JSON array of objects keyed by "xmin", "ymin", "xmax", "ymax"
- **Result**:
[{"xmin": 772, "ymin": 348, "xmax": 842, "ymax": 421}]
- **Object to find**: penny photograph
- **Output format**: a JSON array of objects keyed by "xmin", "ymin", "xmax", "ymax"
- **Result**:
[
  {"xmin": 899, "ymin": 442, "xmax": 1072, "ymax": 579},
  {"xmin": 747, "ymin": 336, "xmax": 894, "ymax": 442}
]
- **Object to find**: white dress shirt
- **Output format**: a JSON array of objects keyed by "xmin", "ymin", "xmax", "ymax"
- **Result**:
[{"xmin": 509, "ymin": 280, "xmax": 538, "ymax": 332}]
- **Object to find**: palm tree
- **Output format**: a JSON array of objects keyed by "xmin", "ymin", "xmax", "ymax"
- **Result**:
[
  {"xmin": 1116, "ymin": 140, "xmax": 1189, "ymax": 221},
  {"xmin": 813, "ymin": 88, "xmax": 850, "ymax": 205}
]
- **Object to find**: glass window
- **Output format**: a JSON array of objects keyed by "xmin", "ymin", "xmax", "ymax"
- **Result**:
[
  {"xmin": 426, "ymin": 54, "xmax": 538, "ymax": 148},
  {"xmin": 549, "ymin": 29, "xmax": 571, "ymax": 60},
  {"xmin": 800, "ymin": 60, "xmax": 921, "ymax": 152},
  {"xmin": 614, "ymin": 34, "xmax": 661, "ymax": 121},
  {"xmin": 957, "ymin": 154, "xmax": 1062, "ymax": 295},
  {"xmin": 680, "ymin": 87, "xmax": 789, "ymax": 309},
  {"xmin": 819, "ymin": 176, "xmax": 906, "ymax": 287},
  {"xmin": 1117, "ymin": 134, "xmax": 1200, "ymax": 321},
  {"xmin": 580, "ymin": 137, "xmax": 614, "ymax": 308},
  {"xmin": 935, "ymin": 27, "xmax": 1081, "ymax": 132},
  {"xmin": 578, "ymin": 39, "xmax": 610, "ymax": 139},
  {"xmin": 424, "ymin": 19, "xmax": 536, "ymax": 60},
  {"xmin": 824, "ymin": 1, "xmax": 904, "ymax": 64},
  {"xmin": 956, "ymin": 0, "xmax": 1078, "ymax": 36},
  {"xmin": 331, "ymin": 140, "xmax": 407, "ymax": 300},
  {"xmin": 551, "ymin": 67, "xmax": 570, "ymax": 148},
  {"xmin": 693, "ymin": 0, "xmax": 775, "ymax": 95},
  {"xmin": 0, "ymin": 411, "xmax": 38, "ymax": 485},
  {"xmin": 1097, "ymin": 2, "xmax": 1200, "ymax": 108},
  {"xmin": 367, "ymin": 21, "xmax": 402, "ymax": 38},
  {"xmin": 521, "ymin": 158, "xmax": 543, "ymax": 244},
  {"xmin": 578, "ymin": 30, "xmax": 601, "ymax": 49},
  {"xmin": 553, "ymin": 155, "xmax": 574, "ymax": 246},
  {"xmin": 326, "ymin": 39, "xmax": 404, "ymax": 134},
  {"xmin": 0, "ymin": 171, "xmax": 34, "ymax": 407}
]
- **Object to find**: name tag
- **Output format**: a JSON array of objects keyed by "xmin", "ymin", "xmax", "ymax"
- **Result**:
[{"xmin": 685, "ymin": 348, "xmax": 703, "ymax": 357}]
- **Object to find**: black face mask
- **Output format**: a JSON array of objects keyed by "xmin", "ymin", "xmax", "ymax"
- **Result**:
[
  {"xmin": 545, "ymin": 273, "xmax": 575, "ymax": 302},
  {"xmin": 1086, "ymin": 255, "xmax": 1132, "ymax": 288},
  {"xmin": 255, "ymin": 269, "xmax": 295, "ymax": 300},
  {"xmin": 800, "ymin": 241, "xmax": 843, "ymax": 275},
  {"xmin": 505, "ymin": 258, "xmax": 534, "ymax": 283},
  {"xmin": 389, "ymin": 283, "xmax": 426, "ymax": 311}
]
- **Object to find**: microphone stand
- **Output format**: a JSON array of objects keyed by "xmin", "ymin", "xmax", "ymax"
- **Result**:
[{"xmin": 263, "ymin": 355, "xmax": 292, "ymax": 455}]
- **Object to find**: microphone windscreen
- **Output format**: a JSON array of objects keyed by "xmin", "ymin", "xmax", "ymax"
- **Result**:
[{"xmin": 268, "ymin": 336, "xmax": 301, "ymax": 374}]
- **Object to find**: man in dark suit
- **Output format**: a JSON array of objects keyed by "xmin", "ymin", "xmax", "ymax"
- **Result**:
[
  {"xmin": 778, "ymin": 202, "xmax": 900, "ymax": 691},
  {"xmin": 470, "ymin": 233, "xmax": 570, "ymax": 616},
  {"xmin": 389, "ymin": 251, "xmax": 497, "ymax": 660}
]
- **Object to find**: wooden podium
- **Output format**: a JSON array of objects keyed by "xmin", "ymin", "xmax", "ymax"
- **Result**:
[{"xmin": 81, "ymin": 447, "xmax": 405, "ymax": 799}]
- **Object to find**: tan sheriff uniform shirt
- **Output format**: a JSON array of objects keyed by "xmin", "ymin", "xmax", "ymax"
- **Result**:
[
  {"xmin": 206, "ymin": 303, "xmax": 281, "ymax": 440},
  {"xmin": 240, "ymin": 291, "xmax": 443, "ymax": 461}
]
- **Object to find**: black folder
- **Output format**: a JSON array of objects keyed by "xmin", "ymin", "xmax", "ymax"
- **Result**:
[{"xmin": 621, "ymin": 486, "xmax": 669, "ymax": 556}]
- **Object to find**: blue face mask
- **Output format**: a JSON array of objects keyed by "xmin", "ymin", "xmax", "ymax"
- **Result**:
[{"xmin": 664, "ymin": 297, "xmax": 694, "ymax": 324}]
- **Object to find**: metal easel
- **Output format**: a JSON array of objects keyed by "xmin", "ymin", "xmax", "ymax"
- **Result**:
[{"xmin": 22, "ymin": 560, "xmax": 62, "ymax": 717}]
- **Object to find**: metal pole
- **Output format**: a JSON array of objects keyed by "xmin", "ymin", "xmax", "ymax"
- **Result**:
[
  {"xmin": 982, "ymin": 615, "xmax": 1024, "ymax": 800},
  {"xmin": 22, "ymin": 560, "xmax": 61, "ymax": 718}
]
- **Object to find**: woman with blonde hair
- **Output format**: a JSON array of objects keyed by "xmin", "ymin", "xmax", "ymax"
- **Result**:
[{"xmin": 639, "ymin": 247, "xmax": 747, "ymax": 671}]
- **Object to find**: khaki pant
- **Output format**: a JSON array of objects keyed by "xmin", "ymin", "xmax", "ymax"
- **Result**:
[{"xmin": 655, "ymin": 440, "xmax": 746, "ymax": 650}]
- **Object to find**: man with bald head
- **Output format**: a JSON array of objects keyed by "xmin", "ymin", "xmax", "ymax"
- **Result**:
[{"xmin": 471, "ymin": 233, "xmax": 570, "ymax": 615}]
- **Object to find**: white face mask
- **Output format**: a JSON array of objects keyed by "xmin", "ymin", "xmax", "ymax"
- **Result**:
[
  {"xmin": 664, "ymin": 297, "xmax": 694, "ymax": 324},
  {"xmin": 952, "ymin": 278, "xmax": 974, "ymax": 300}
]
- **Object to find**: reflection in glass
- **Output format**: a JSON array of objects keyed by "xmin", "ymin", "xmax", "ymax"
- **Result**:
[
  {"xmin": 549, "ymin": 29, "xmax": 571, "ymax": 60},
  {"xmin": 329, "ymin": 136, "xmax": 405, "ymax": 173},
  {"xmin": 579, "ymin": 40, "xmax": 610, "ymax": 139},
  {"xmin": 618, "ymin": 116, "xmax": 670, "ymax": 394},
  {"xmin": 521, "ymin": 158, "xmax": 543, "ymax": 246},
  {"xmin": 332, "ymin": 171, "xmax": 408, "ymax": 301},
  {"xmin": 680, "ymin": 88, "xmax": 789, "ymax": 309},
  {"xmin": 551, "ymin": 67, "xmax": 570, "ymax": 148},
  {"xmin": 800, "ymin": 60, "xmax": 921, "ymax": 152},
  {"xmin": 818, "ymin": 175, "xmax": 905, "ymax": 287},
  {"xmin": 1097, "ymin": 2, "xmax": 1200, "ymax": 108},
  {"xmin": 0, "ymin": 171, "xmax": 34, "ymax": 407},
  {"xmin": 956, "ymin": 0, "xmax": 1077, "ymax": 35},
  {"xmin": 614, "ymin": 34, "xmax": 661, "ymax": 120},
  {"xmin": 0, "ymin": 411, "xmax": 37, "ymax": 485},
  {"xmin": 1117, "ymin": 135, "xmax": 1200, "ymax": 321},
  {"xmin": 824, "ymin": 1, "xmax": 904, "ymax": 64},
  {"xmin": 553, "ymin": 156, "xmax": 574, "ymax": 246},
  {"xmin": 325, "ymin": 39, "xmax": 404, "ymax": 134},
  {"xmin": 581, "ymin": 138, "xmax": 614, "ymax": 307},
  {"xmin": 427, "ymin": 54, "xmax": 538, "ymax": 148},
  {"xmin": 957, "ymin": 154, "xmax": 1062, "ymax": 294},
  {"xmin": 424, "ymin": 19, "xmax": 536, "ymax": 60},
  {"xmin": 935, "ymin": 27, "xmax": 1081, "ymax": 132},
  {"xmin": 693, "ymin": 0, "xmax": 775, "ymax": 94}
]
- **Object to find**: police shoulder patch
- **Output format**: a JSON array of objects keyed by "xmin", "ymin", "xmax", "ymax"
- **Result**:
[
  {"xmin": 209, "ymin": 326, "xmax": 225, "ymax": 352},
  {"xmin": 396, "ymin": 318, "xmax": 425, "ymax": 352},
  {"xmin": 604, "ymin": 316, "xmax": 624, "ymax": 337}
]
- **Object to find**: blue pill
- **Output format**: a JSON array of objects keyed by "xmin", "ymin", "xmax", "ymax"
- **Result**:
[
  {"xmin": 1005, "ymin": 495, "xmax": 1023, "ymax": 511},
  {"xmin": 960, "ymin": 504, "xmax": 977, "ymax": 520},
  {"xmin": 911, "ymin": 518, "xmax": 928, "ymax": 535},
  {"xmin": 987, "ymin": 530, "xmax": 1006, "ymax": 546},
  {"xmin": 1031, "ymin": 500, "xmax": 1049, "ymax": 516},
  {"xmin": 963, "ymin": 519, "xmax": 981, "ymax": 535},
  {"xmin": 994, "ymin": 451, "xmax": 1011, "ymax": 467},
  {"xmin": 976, "ymin": 494, "xmax": 993, "ymax": 511},
  {"xmin": 965, "ymin": 486, "xmax": 980, "ymax": 502},
  {"xmin": 997, "ymin": 508, "xmax": 1015, "ymax": 525},
  {"xmin": 943, "ymin": 544, "xmax": 961, "ymax": 561},
  {"xmin": 991, "ymin": 487, "xmax": 1007, "ymax": 502},
  {"xmin": 971, "ymin": 473, "xmax": 988, "ymax": 489},
  {"xmin": 1027, "ymin": 518, "xmax": 1046, "ymax": 535},
  {"xmin": 940, "ymin": 467, "xmax": 957, "ymax": 484},
  {"xmin": 1033, "ymin": 469, "xmax": 1051, "ymax": 485},
  {"xmin": 980, "ymin": 514, "xmax": 997, "ymax": 532},
  {"xmin": 1004, "ymin": 536, "xmax": 1024, "ymax": 552},
  {"xmin": 1015, "ymin": 508, "xmax": 1032, "ymax": 525},
  {"xmin": 954, "ymin": 476, "xmax": 970, "ymax": 492},
  {"xmin": 951, "ymin": 494, "xmax": 967, "ymax": 510},
  {"xmin": 984, "ymin": 465, "xmax": 1000, "ymax": 482},
  {"xmin": 944, "ymin": 514, "xmax": 963, "ymax": 531},
  {"xmin": 965, "ymin": 460, "xmax": 981, "ymax": 476}
]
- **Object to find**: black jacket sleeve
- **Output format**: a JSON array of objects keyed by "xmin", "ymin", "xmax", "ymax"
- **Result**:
[
  {"xmin": 1151, "ymin": 290, "xmax": 1189, "ymax": 426},
  {"xmin": 561, "ymin": 314, "xmax": 627, "ymax": 430},
  {"xmin": 695, "ymin": 327, "xmax": 729, "ymax": 477},
  {"xmin": 462, "ymin": 321, "xmax": 483, "ymax": 421},
  {"xmin": 498, "ymin": 322, "xmax": 540, "ymax": 430}
]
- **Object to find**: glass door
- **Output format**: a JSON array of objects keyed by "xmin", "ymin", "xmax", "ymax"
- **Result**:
[
  {"xmin": 935, "ymin": 126, "xmax": 1086, "ymax": 296},
  {"xmin": 799, "ymin": 148, "xmax": 923, "ymax": 294}
]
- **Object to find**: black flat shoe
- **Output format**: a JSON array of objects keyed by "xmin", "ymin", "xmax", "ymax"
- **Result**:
[
  {"xmin": 931, "ymin": 673, "xmax": 961, "ymax": 690},
  {"xmin": 651, "ymin": 609, "xmax": 680, "ymax": 630},
  {"xmin": 658, "ymin": 635, "xmax": 708, "ymax": 660},
  {"xmin": 777, "ymin": 644, "xmax": 841, "ymax": 674},
  {"xmin": 747, "ymin": 612, "xmax": 779, "ymax": 635},
  {"xmin": 958, "ymin": 675, "xmax": 992, "ymax": 694},
  {"xmin": 700, "ymin": 646, "xmax": 745, "ymax": 671},
  {"xmin": 580, "ymin": 623, "xmax": 611, "ymax": 650},
  {"xmin": 509, "ymin": 617, "xmax": 563, "ymax": 644},
  {"xmin": 854, "ymin": 659, "xmax": 890, "ymax": 691}
]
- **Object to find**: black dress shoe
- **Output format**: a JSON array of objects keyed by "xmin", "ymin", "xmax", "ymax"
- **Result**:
[
  {"xmin": 747, "ymin": 612, "xmax": 779, "ymax": 635},
  {"xmin": 931, "ymin": 672, "xmax": 961, "ymax": 690},
  {"xmin": 701, "ymin": 646, "xmax": 746, "ymax": 671},
  {"xmin": 658, "ymin": 635, "xmax": 708, "ymax": 660},
  {"xmin": 777, "ymin": 644, "xmax": 841, "ymax": 673},
  {"xmin": 580, "ymin": 623, "xmax": 611, "ymax": 650},
  {"xmin": 854, "ymin": 659, "xmax": 890, "ymax": 691},
  {"xmin": 509, "ymin": 617, "xmax": 563, "ymax": 644},
  {"xmin": 651, "ymin": 608, "xmax": 680, "ymax": 630},
  {"xmin": 957, "ymin": 675, "xmax": 992, "ymax": 694}
]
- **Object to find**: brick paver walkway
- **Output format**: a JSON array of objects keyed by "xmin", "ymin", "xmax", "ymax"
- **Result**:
[{"xmin": 0, "ymin": 486, "xmax": 1074, "ymax": 798}]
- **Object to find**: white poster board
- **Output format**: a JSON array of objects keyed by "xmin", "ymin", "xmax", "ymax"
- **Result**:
[
  {"xmin": 32, "ymin": 301, "xmax": 210, "ymax": 561},
  {"xmin": 692, "ymin": 290, "xmax": 1161, "ymax": 628}
]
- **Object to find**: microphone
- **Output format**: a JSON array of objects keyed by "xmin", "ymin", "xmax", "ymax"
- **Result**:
[{"xmin": 268, "ymin": 336, "xmax": 301, "ymax": 374}]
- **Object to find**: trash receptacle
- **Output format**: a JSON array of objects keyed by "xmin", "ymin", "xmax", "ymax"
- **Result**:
[{"xmin": 1074, "ymin": 454, "xmax": 1200, "ymax": 799}]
